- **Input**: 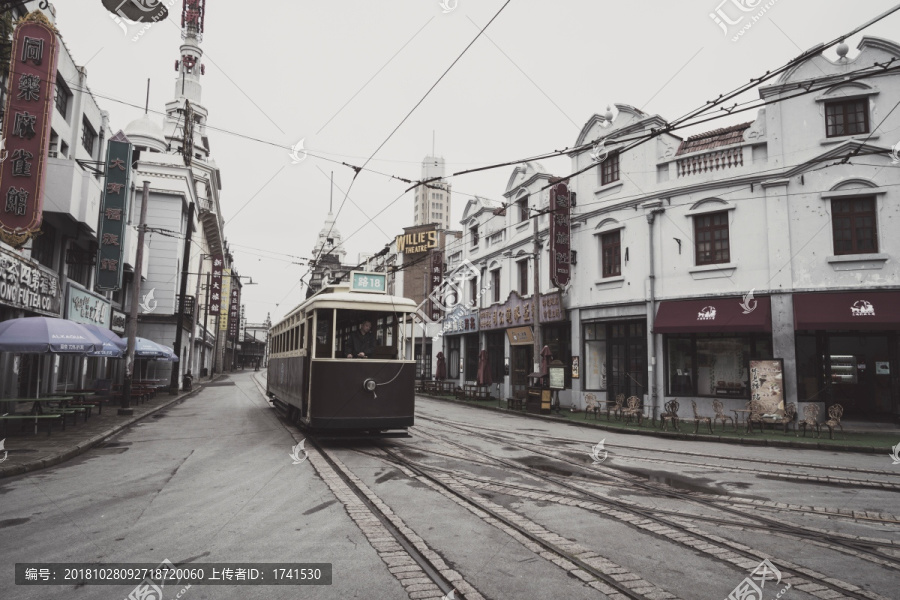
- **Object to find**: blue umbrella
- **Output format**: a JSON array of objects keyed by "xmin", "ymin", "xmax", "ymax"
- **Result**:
[
  {"xmin": 0, "ymin": 317, "xmax": 105, "ymax": 353},
  {"xmin": 122, "ymin": 337, "xmax": 172, "ymax": 359},
  {"xmin": 80, "ymin": 323, "xmax": 127, "ymax": 358}
]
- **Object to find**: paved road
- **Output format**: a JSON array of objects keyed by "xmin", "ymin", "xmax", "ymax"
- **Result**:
[{"xmin": 1, "ymin": 371, "xmax": 897, "ymax": 599}]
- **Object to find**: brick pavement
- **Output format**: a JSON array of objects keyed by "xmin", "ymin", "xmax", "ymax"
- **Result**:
[{"xmin": 0, "ymin": 375, "xmax": 227, "ymax": 479}]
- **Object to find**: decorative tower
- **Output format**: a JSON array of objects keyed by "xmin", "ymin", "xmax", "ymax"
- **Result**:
[{"xmin": 164, "ymin": 0, "xmax": 210, "ymax": 163}]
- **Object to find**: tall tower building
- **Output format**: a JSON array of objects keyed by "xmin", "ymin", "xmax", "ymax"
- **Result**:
[{"xmin": 413, "ymin": 155, "xmax": 451, "ymax": 230}]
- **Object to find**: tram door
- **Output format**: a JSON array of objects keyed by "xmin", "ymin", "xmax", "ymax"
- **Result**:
[{"xmin": 302, "ymin": 314, "xmax": 313, "ymax": 418}]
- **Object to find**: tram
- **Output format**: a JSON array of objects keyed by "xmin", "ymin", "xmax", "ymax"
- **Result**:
[{"xmin": 266, "ymin": 273, "xmax": 420, "ymax": 434}]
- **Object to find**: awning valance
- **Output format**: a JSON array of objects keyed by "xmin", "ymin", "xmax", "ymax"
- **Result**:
[
  {"xmin": 793, "ymin": 291, "xmax": 900, "ymax": 331},
  {"xmin": 654, "ymin": 296, "xmax": 771, "ymax": 333}
]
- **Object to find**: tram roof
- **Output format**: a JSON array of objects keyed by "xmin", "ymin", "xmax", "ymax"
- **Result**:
[{"xmin": 279, "ymin": 285, "xmax": 419, "ymax": 324}]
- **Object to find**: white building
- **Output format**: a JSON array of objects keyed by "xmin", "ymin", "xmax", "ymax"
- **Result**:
[{"xmin": 413, "ymin": 155, "xmax": 452, "ymax": 231}]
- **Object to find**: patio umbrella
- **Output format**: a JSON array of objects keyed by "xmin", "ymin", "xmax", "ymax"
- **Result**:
[
  {"xmin": 0, "ymin": 317, "xmax": 105, "ymax": 397},
  {"xmin": 122, "ymin": 337, "xmax": 170, "ymax": 359},
  {"xmin": 80, "ymin": 323, "xmax": 127, "ymax": 358},
  {"xmin": 477, "ymin": 349, "xmax": 492, "ymax": 386},
  {"xmin": 435, "ymin": 352, "xmax": 446, "ymax": 381}
]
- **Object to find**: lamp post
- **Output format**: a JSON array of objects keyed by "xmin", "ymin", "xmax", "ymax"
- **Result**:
[{"xmin": 185, "ymin": 253, "xmax": 213, "ymax": 389}]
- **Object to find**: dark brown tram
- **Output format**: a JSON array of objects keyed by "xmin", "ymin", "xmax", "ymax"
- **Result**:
[{"xmin": 266, "ymin": 277, "xmax": 419, "ymax": 433}]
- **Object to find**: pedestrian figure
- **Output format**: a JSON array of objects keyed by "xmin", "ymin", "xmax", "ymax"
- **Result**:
[{"xmin": 347, "ymin": 320, "xmax": 376, "ymax": 358}]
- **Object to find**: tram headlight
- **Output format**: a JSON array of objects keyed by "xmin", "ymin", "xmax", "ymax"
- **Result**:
[{"xmin": 363, "ymin": 379, "xmax": 377, "ymax": 393}]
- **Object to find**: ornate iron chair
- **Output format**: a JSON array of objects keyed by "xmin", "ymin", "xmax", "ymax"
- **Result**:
[
  {"xmin": 799, "ymin": 403, "xmax": 820, "ymax": 438},
  {"xmin": 712, "ymin": 399, "xmax": 735, "ymax": 432},
  {"xmin": 621, "ymin": 396, "xmax": 643, "ymax": 425},
  {"xmin": 824, "ymin": 404, "xmax": 844, "ymax": 439},
  {"xmin": 583, "ymin": 393, "xmax": 600, "ymax": 420},
  {"xmin": 660, "ymin": 399, "xmax": 680, "ymax": 431},
  {"xmin": 690, "ymin": 400, "xmax": 713, "ymax": 434},
  {"xmin": 607, "ymin": 393, "xmax": 625, "ymax": 421}
]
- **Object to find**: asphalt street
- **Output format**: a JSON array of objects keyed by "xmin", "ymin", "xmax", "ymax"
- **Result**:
[{"xmin": 0, "ymin": 371, "xmax": 897, "ymax": 599}]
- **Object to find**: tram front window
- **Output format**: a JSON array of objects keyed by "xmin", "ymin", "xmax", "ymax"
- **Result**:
[
  {"xmin": 315, "ymin": 310, "xmax": 334, "ymax": 358},
  {"xmin": 337, "ymin": 310, "xmax": 400, "ymax": 359}
]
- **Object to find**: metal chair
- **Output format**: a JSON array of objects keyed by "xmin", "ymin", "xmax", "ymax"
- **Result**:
[
  {"xmin": 690, "ymin": 400, "xmax": 713, "ymax": 434},
  {"xmin": 660, "ymin": 399, "xmax": 680, "ymax": 431},
  {"xmin": 621, "ymin": 396, "xmax": 643, "ymax": 425},
  {"xmin": 799, "ymin": 403, "xmax": 820, "ymax": 438},
  {"xmin": 607, "ymin": 393, "xmax": 625, "ymax": 421},
  {"xmin": 583, "ymin": 393, "xmax": 600, "ymax": 420},
  {"xmin": 824, "ymin": 404, "xmax": 844, "ymax": 439},
  {"xmin": 712, "ymin": 399, "xmax": 735, "ymax": 432}
]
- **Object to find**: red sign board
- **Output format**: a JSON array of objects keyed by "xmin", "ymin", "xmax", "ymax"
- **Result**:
[
  {"xmin": 429, "ymin": 251, "xmax": 443, "ymax": 322},
  {"xmin": 0, "ymin": 12, "xmax": 59, "ymax": 248},
  {"xmin": 549, "ymin": 183, "xmax": 571, "ymax": 288},
  {"xmin": 228, "ymin": 283, "xmax": 241, "ymax": 340}
]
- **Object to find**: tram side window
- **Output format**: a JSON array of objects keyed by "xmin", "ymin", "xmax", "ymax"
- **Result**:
[{"xmin": 315, "ymin": 310, "xmax": 334, "ymax": 358}]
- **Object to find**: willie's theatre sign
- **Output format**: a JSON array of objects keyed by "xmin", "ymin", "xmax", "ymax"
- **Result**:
[
  {"xmin": 0, "ymin": 12, "xmax": 59, "ymax": 248},
  {"xmin": 396, "ymin": 229, "xmax": 437, "ymax": 254}
]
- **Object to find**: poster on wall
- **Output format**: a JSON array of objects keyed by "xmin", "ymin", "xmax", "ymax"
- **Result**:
[
  {"xmin": 571, "ymin": 356, "xmax": 579, "ymax": 379},
  {"xmin": 748, "ymin": 359, "xmax": 784, "ymax": 411}
]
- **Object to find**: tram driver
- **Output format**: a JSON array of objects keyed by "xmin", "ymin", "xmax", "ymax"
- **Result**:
[{"xmin": 347, "ymin": 319, "xmax": 376, "ymax": 358}]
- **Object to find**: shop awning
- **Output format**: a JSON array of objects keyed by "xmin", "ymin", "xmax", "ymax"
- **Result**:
[
  {"xmin": 653, "ymin": 296, "xmax": 771, "ymax": 333},
  {"xmin": 793, "ymin": 291, "xmax": 900, "ymax": 331},
  {"xmin": 506, "ymin": 326, "xmax": 534, "ymax": 346}
]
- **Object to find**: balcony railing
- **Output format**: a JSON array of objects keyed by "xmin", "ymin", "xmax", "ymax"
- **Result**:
[{"xmin": 677, "ymin": 146, "xmax": 743, "ymax": 178}]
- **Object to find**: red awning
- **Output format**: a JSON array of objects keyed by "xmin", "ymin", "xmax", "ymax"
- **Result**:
[
  {"xmin": 654, "ymin": 296, "xmax": 771, "ymax": 333},
  {"xmin": 793, "ymin": 291, "xmax": 900, "ymax": 331}
]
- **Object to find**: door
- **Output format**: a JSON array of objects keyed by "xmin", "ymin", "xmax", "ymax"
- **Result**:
[
  {"xmin": 512, "ymin": 345, "xmax": 533, "ymax": 398},
  {"xmin": 608, "ymin": 320, "xmax": 647, "ymax": 400},
  {"xmin": 827, "ymin": 334, "xmax": 891, "ymax": 417}
]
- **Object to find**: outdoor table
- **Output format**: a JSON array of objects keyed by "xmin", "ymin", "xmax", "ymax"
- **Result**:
[
  {"xmin": 50, "ymin": 393, "xmax": 97, "ymax": 421},
  {"xmin": 0, "ymin": 397, "xmax": 73, "ymax": 434},
  {"xmin": 732, "ymin": 409, "xmax": 752, "ymax": 428}
]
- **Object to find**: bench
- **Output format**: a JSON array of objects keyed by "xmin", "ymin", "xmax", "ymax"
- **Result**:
[
  {"xmin": 0, "ymin": 413, "xmax": 62, "ymax": 436},
  {"xmin": 746, "ymin": 399, "xmax": 796, "ymax": 434}
]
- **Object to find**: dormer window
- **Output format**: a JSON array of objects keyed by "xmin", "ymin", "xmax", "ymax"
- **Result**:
[{"xmin": 825, "ymin": 99, "xmax": 869, "ymax": 138}]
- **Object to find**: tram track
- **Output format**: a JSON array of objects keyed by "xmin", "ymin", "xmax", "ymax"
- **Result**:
[{"xmin": 401, "ymin": 416, "xmax": 897, "ymax": 600}]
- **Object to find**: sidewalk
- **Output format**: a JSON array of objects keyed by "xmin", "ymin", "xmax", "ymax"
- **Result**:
[{"xmin": 0, "ymin": 375, "xmax": 227, "ymax": 479}]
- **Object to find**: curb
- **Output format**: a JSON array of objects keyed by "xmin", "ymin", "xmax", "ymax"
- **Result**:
[
  {"xmin": 0, "ymin": 376, "xmax": 224, "ymax": 480},
  {"xmin": 417, "ymin": 393, "xmax": 890, "ymax": 455}
]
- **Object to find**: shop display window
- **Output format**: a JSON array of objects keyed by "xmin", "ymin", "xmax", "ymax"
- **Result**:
[
  {"xmin": 665, "ymin": 333, "xmax": 772, "ymax": 397},
  {"xmin": 583, "ymin": 322, "xmax": 607, "ymax": 391}
]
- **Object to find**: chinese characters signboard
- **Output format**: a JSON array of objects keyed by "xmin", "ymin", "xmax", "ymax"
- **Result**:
[
  {"xmin": 96, "ymin": 132, "xmax": 131, "ymax": 290},
  {"xmin": 748, "ymin": 359, "xmax": 784, "ymax": 410},
  {"xmin": 429, "ymin": 251, "xmax": 443, "ymax": 321},
  {"xmin": 0, "ymin": 12, "xmax": 59, "ymax": 248},
  {"xmin": 208, "ymin": 255, "xmax": 223, "ymax": 322},
  {"xmin": 549, "ymin": 182, "xmax": 571, "ymax": 288},
  {"xmin": 219, "ymin": 267, "xmax": 231, "ymax": 331},
  {"xmin": 478, "ymin": 290, "xmax": 564, "ymax": 331},
  {"xmin": 0, "ymin": 244, "xmax": 60, "ymax": 316},
  {"xmin": 227, "ymin": 284, "xmax": 240, "ymax": 340},
  {"xmin": 66, "ymin": 284, "xmax": 111, "ymax": 328},
  {"xmin": 349, "ymin": 271, "xmax": 386, "ymax": 293},
  {"xmin": 441, "ymin": 303, "xmax": 478, "ymax": 335}
]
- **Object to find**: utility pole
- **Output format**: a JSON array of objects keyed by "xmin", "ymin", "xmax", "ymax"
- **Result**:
[
  {"xmin": 185, "ymin": 253, "xmax": 205, "ymax": 388},
  {"xmin": 532, "ymin": 201, "xmax": 542, "ymax": 376},
  {"xmin": 170, "ymin": 202, "xmax": 195, "ymax": 394},
  {"xmin": 120, "ymin": 180, "xmax": 150, "ymax": 415},
  {"xmin": 421, "ymin": 274, "xmax": 427, "ymax": 379}
]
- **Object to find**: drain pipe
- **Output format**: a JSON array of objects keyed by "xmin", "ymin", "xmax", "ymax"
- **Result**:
[{"xmin": 645, "ymin": 203, "xmax": 665, "ymax": 423}]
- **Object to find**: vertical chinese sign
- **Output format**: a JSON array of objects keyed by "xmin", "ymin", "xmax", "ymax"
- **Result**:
[
  {"xmin": 208, "ymin": 255, "xmax": 223, "ymax": 327},
  {"xmin": 227, "ymin": 283, "xmax": 240, "ymax": 341},
  {"xmin": 549, "ymin": 182, "xmax": 571, "ymax": 288},
  {"xmin": 220, "ymin": 267, "xmax": 231, "ymax": 331},
  {"xmin": 96, "ymin": 132, "xmax": 131, "ymax": 290},
  {"xmin": 429, "ymin": 250, "xmax": 443, "ymax": 322},
  {"xmin": 0, "ymin": 12, "xmax": 59, "ymax": 248}
]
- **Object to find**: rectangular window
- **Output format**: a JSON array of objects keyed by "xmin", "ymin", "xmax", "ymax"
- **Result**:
[
  {"xmin": 664, "ymin": 333, "xmax": 773, "ymax": 397},
  {"xmin": 694, "ymin": 211, "xmax": 730, "ymax": 265},
  {"xmin": 825, "ymin": 99, "xmax": 869, "ymax": 138},
  {"xmin": 601, "ymin": 231, "xmax": 621, "ymax": 277},
  {"xmin": 517, "ymin": 260, "xmax": 528, "ymax": 296},
  {"xmin": 81, "ymin": 117, "xmax": 97, "ymax": 156},
  {"xmin": 55, "ymin": 74, "xmax": 70, "ymax": 118},
  {"xmin": 470, "ymin": 225, "xmax": 479, "ymax": 247},
  {"xmin": 601, "ymin": 151, "xmax": 620, "ymax": 185},
  {"xmin": 583, "ymin": 323, "xmax": 607, "ymax": 391},
  {"xmin": 517, "ymin": 197, "xmax": 529, "ymax": 222},
  {"xmin": 831, "ymin": 197, "xmax": 877, "ymax": 255},
  {"xmin": 469, "ymin": 277, "xmax": 478, "ymax": 307},
  {"xmin": 491, "ymin": 269, "xmax": 500, "ymax": 303}
]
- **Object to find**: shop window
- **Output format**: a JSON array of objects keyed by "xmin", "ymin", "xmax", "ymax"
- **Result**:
[
  {"xmin": 491, "ymin": 268, "xmax": 500, "ymax": 303},
  {"xmin": 667, "ymin": 337, "xmax": 693, "ymax": 394},
  {"xmin": 517, "ymin": 259, "xmax": 528, "ymax": 296},
  {"xmin": 600, "ymin": 151, "xmax": 620, "ymax": 185},
  {"xmin": 825, "ymin": 99, "xmax": 869, "ymax": 138},
  {"xmin": 81, "ymin": 116, "xmax": 97, "ymax": 156},
  {"xmin": 664, "ymin": 333, "xmax": 772, "ymax": 397},
  {"xmin": 447, "ymin": 336, "xmax": 460, "ymax": 379},
  {"xmin": 694, "ymin": 211, "xmax": 730, "ymax": 265},
  {"xmin": 583, "ymin": 323, "xmax": 607, "ymax": 391},
  {"xmin": 601, "ymin": 230, "xmax": 621, "ymax": 277},
  {"xmin": 543, "ymin": 323, "xmax": 571, "ymax": 389},
  {"xmin": 831, "ymin": 197, "xmax": 877, "ymax": 255}
]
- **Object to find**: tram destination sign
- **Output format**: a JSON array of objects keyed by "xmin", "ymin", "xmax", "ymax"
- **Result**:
[{"xmin": 350, "ymin": 271, "xmax": 386, "ymax": 294}]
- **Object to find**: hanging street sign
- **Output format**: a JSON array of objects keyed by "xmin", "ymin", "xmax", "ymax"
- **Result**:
[
  {"xmin": 96, "ymin": 132, "xmax": 132, "ymax": 290},
  {"xmin": 227, "ymin": 283, "xmax": 240, "ymax": 340},
  {"xmin": 219, "ymin": 267, "xmax": 231, "ymax": 331},
  {"xmin": 549, "ymin": 182, "xmax": 571, "ymax": 289},
  {"xmin": 0, "ymin": 11, "xmax": 59, "ymax": 248},
  {"xmin": 208, "ymin": 254, "xmax": 223, "ymax": 322}
]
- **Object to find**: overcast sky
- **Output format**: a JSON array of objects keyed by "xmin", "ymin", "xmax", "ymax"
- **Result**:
[{"xmin": 56, "ymin": 0, "xmax": 900, "ymax": 324}]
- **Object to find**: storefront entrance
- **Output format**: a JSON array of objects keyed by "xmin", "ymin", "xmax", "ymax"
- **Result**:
[
  {"xmin": 609, "ymin": 321, "xmax": 647, "ymax": 399},
  {"xmin": 511, "ymin": 345, "xmax": 533, "ymax": 398}
]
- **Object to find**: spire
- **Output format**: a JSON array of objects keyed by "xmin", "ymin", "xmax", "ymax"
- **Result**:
[{"xmin": 164, "ymin": 0, "xmax": 210, "ymax": 161}]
